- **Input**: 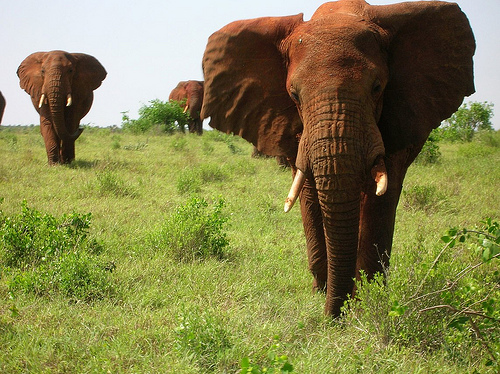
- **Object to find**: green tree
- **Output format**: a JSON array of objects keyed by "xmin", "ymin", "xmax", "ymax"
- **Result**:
[
  {"xmin": 122, "ymin": 99, "xmax": 190, "ymax": 133},
  {"xmin": 438, "ymin": 101, "xmax": 494, "ymax": 142}
]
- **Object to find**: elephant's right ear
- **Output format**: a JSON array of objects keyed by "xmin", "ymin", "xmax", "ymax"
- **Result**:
[
  {"xmin": 17, "ymin": 52, "xmax": 46, "ymax": 99},
  {"xmin": 201, "ymin": 15, "xmax": 304, "ymax": 158}
]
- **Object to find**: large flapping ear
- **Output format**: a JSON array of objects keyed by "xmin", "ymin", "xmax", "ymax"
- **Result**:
[
  {"xmin": 201, "ymin": 15, "xmax": 304, "ymax": 158},
  {"xmin": 71, "ymin": 53, "xmax": 107, "ymax": 93},
  {"xmin": 17, "ymin": 52, "xmax": 46, "ymax": 100},
  {"xmin": 368, "ymin": 1, "xmax": 475, "ymax": 156}
]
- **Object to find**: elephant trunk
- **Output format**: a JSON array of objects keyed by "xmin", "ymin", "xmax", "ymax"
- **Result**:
[
  {"xmin": 295, "ymin": 97, "xmax": 386, "ymax": 316},
  {"xmin": 45, "ymin": 67, "xmax": 81, "ymax": 142}
]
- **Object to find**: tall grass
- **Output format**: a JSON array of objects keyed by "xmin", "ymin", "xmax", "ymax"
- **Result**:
[{"xmin": 0, "ymin": 126, "xmax": 498, "ymax": 373}]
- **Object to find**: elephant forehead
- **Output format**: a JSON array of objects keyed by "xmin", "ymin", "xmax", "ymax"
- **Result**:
[{"xmin": 291, "ymin": 14, "xmax": 384, "ymax": 59}]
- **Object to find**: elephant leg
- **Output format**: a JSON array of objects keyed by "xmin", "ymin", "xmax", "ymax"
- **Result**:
[
  {"xmin": 194, "ymin": 118, "xmax": 203, "ymax": 135},
  {"xmin": 40, "ymin": 117, "xmax": 60, "ymax": 164},
  {"xmin": 356, "ymin": 150, "xmax": 409, "ymax": 281},
  {"xmin": 60, "ymin": 140, "xmax": 75, "ymax": 164},
  {"xmin": 299, "ymin": 175, "xmax": 328, "ymax": 292}
]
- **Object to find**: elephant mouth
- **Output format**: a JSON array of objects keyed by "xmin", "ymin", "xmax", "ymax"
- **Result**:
[{"xmin": 284, "ymin": 156, "xmax": 387, "ymax": 213}]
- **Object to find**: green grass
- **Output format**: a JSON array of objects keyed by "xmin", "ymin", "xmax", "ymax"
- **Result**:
[{"xmin": 0, "ymin": 126, "xmax": 499, "ymax": 373}]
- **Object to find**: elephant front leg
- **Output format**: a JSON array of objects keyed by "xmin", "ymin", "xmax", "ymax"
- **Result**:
[
  {"xmin": 356, "ymin": 151, "xmax": 409, "ymax": 281},
  {"xmin": 299, "ymin": 176, "xmax": 328, "ymax": 292},
  {"xmin": 40, "ymin": 116, "xmax": 60, "ymax": 165},
  {"xmin": 60, "ymin": 140, "xmax": 76, "ymax": 164}
]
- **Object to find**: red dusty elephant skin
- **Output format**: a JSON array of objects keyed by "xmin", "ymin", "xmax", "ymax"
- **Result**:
[
  {"xmin": 201, "ymin": 0, "xmax": 475, "ymax": 316},
  {"xmin": 169, "ymin": 80, "xmax": 204, "ymax": 135},
  {"xmin": 18, "ymin": 50, "xmax": 107, "ymax": 165}
]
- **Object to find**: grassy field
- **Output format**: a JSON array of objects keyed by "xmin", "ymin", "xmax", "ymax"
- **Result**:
[{"xmin": 0, "ymin": 126, "xmax": 498, "ymax": 373}]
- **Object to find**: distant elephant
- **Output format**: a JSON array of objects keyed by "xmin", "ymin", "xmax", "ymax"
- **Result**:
[
  {"xmin": 169, "ymin": 80, "xmax": 204, "ymax": 135},
  {"xmin": 17, "ymin": 51, "xmax": 107, "ymax": 164},
  {"xmin": 0, "ymin": 91, "xmax": 5, "ymax": 124},
  {"xmin": 201, "ymin": 0, "xmax": 475, "ymax": 316}
]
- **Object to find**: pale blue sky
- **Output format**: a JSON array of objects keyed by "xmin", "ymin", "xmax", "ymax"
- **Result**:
[{"xmin": 1, "ymin": 0, "xmax": 498, "ymax": 129}]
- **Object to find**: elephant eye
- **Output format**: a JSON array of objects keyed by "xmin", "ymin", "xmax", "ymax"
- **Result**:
[
  {"xmin": 372, "ymin": 81, "xmax": 382, "ymax": 95},
  {"xmin": 290, "ymin": 90, "xmax": 300, "ymax": 104}
]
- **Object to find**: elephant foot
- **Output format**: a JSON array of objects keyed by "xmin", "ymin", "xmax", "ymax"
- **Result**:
[{"xmin": 312, "ymin": 278, "xmax": 327, "ymax": 294}]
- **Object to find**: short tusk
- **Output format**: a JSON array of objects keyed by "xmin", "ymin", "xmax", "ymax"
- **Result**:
[
  {"xmin": 66, "ymin": 94, "xmax": 72, "ymax": 107},
  {"xmin": 284, "ymin": 169, "xmax": 306, "ymax": 213},
  {"xmin": 371, "ymin": 157, "xmax": 388, "ymax": 196},
  {"xmin": 183, "ymin": 105, "xmax": 188, "ymax": 114},
  {"xmin": 38, "ymin": 94, "xmax": 46, "ymax": 108},
  {"xmin": 376, "ymin": 172, "xmax": 387, "ymax": 196}
]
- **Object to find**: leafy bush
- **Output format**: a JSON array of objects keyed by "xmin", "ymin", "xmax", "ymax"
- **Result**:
[
  {"xmin": 149, "ymin": 197, "xmax": 229, "ymax": 261},
  {"xmin": 343, "ymin": 218, "xmax": 500, "ymax": 369},
  {"xmin": 402, "ymin": 185, "xmax": 446, "ymax": 212},
  {"xmin": 0, "ymin": 202, "xmax": 113, "ymax": 301},
  {"xmin": 415, "ymin": 133, "xmax": 441, "ymax": 165},
  {"xmin": 240, "ymin": 338, "xmax": 295, "ymax": 374},
  {"xmin": 174, "ymin": 305, "xmax": 232, "ymax": 370},
  {"xmin": 121, "ymin": 100, "xmax": 190, "ymax": 134}
]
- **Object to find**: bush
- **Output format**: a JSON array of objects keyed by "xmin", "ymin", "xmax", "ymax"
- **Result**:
[
  {"xmin": 149, "ymin": 197, "xmax": 229, "ymax": 261},
  {"xmin": 415, "ymin": 133, "xmax": 441, "ymax": 165},
  {"xmin": 0, "ymin": 202, "xmax": 113, "ymax": 301},
  {"xmin": 343, "ymin": 218, "xmax": 500, "ymax": 369},
  {"xmin": 121, "ymin": 100, "xmax": 190, "ymax": 134}
]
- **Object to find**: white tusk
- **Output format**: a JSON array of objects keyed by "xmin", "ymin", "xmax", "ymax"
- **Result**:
[
  {"xmin": 284, "ymin": 169, "xmax": 306, "ymax": 213},
  {"xmin": 375, "ymin": 172, "xmax": 388, "ymax": 196},
  {"xmin": 38, "ymin": 94, "xmax": 46, "ymax": 108},
  {"xmin": 66, "ymin": 94, "xmax": 72, "ymax": 107}
]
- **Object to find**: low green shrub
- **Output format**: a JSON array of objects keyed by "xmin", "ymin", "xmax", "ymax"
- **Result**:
[
  {"xmin": 402, "ymin": 185, "xmax": 446, "ymax": 212},
  {"xmin": 240, "ymin": 338, "xmax": 295, "ymax": 374},
  {"xmin": 149, "ymin": 197, "xmax": 229, "ymax": 262},
  {"xmin": 343, "ymin": 218, "xmax": 500, "ymax": 369},
  {"xmin": 0, "ymin": 202, "xmax": 113, "ymax": 301},
  {"xmin": 415, "ymin": 135, "xmax": 441, "ymax": 165}
]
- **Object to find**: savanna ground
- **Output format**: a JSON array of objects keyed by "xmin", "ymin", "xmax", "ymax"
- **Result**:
[{"xmin": 0, "ymin": 125, "xmax": 498, "ymax": 373}]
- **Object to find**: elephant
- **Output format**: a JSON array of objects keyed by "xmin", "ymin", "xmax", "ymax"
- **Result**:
[
  {"xmin": 201, "ymin": 0, "xmax": 475, "ymax": 316},
  {"xmin": 17, "ymin": 51, "xmax": 107, "ymax": 164},
  {"xmin": 0, "ymin": 91, "xmax": 5, "ymax": 124},
  {"xmin": 169, "ymin": 80, "xmax": 204, "ymax": 135}
]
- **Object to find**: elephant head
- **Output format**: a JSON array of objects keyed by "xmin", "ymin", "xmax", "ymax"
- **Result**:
[
  {"xmin": 201, "ymin": 0, "xmax": 475, "ymax": 316},
  {"xmin": 169, "ymin": 80, "xmax": 205, "ymax": 135},
  {"xmin": 0, "ymin": 91, "xmax": 5, "ymax": 124},
  {"xmin": 18, "ymin": 51, "xmax": 106, "ymax": 164}
]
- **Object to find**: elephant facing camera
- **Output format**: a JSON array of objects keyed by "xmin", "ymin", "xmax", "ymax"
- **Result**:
[{"xmin": 17, "ymin": 50, "xmax": 107, "ymax": 165}]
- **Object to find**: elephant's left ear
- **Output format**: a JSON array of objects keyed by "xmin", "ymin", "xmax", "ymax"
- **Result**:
[
  {"xmin": 71, "ymin": 53, "xmax": 107, "ymax": 92},
  {"xmin": 369, "ymin": 2, "xmax": 475, "ymax": 155}
]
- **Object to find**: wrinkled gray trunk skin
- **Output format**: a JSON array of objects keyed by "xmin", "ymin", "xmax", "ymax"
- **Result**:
[
  {"xmin": 43, "ymin": 67, "xmax": 81, "ymax": 164},
  {"xmin": 298, "ymin": 96, "xmax": 374, "ymax": 316}
]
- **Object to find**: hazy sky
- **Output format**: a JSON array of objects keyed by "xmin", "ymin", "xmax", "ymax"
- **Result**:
[{"xmin": 1, "ymin": 0, "xmax": 498, "ymax": 129}]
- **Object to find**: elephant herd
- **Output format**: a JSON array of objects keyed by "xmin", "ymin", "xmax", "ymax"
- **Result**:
[
  {"xmin": 3, "ymin": 0, "xmax": 476, "ymax": 317},
  {"xmin": 7, "ymin": 51, "xmax": 203, "ymax": 165}
]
